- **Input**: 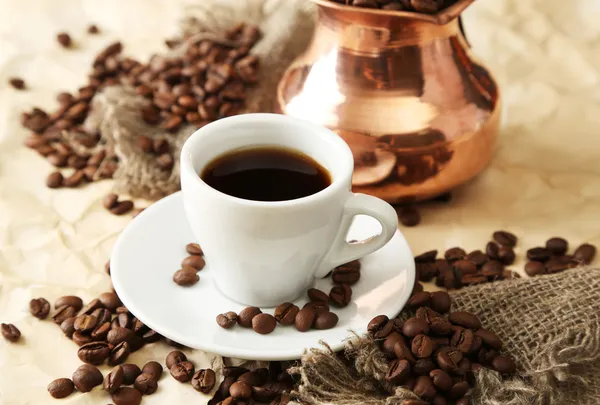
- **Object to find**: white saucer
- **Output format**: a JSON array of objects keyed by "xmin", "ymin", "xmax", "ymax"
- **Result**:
[{"xmin": 111, "ymin": 192, "xmax": 415, "ymax": 360}]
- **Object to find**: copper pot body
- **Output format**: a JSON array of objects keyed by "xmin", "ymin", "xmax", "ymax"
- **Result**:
[{"xmin": 276, "ymin": 0, "xmax": 500, "ymax": 202}]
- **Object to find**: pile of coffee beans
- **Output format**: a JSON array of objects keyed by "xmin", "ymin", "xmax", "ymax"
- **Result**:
[
  {"xmin": 369, "ymin": 290, "xmax": 515, "ymax": 405},
  {"xmin": 414, "ymin": 231, "xmax": 596, "ymax": 290},
  {"xmin": 173, "ymin": 243, "xmax": 206, "ymax": 286},
  {"xmin": 327, "ymin": 0, "xmax": 458, "ymax": 14},
  {"xmin": 20, "ymin": 23, "xmax": 260, "ymax": 190},
  {"xmin": 216, "ymin": 260, "xmax": 360, "ymax": 335},
  {"xmin": 47, "ymin": 360, "xmax": 166, "ymax": 404}
]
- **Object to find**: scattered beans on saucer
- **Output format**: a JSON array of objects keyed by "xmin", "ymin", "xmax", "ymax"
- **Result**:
[{"xmin": 172, "ymin": 242, "xmax": 206, "ymax": 286}]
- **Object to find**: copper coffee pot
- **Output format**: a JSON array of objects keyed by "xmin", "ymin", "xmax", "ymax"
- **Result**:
[{"xmin": 276, "ymin": 0, "xmax": 500, "ymax": 203}]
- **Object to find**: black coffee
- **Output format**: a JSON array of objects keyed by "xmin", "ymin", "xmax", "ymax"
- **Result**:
[{"xmin": 201, "ymin": 147, "xmax": 331, "ymax": 202}]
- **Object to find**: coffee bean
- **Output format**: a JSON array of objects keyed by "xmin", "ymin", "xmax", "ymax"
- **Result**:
[
  {"xmin": 407, "ymin": 291, "xmax": 431, "ymax": 309},
  {"xmin": 80, "ymin": 298, "xmax": 104, "ymax": 315},
  {"xmin": 479, "ymin": 260, "xmax": 503, "ymax": 279},
  {"xmin": 108, "ymin": 327, "xmax": 134, "ymax": 345},
  {"xmin": 173, "ymin": 268, "xmax": 200, "ymax": 286},
  {"xmin": 166, "ymin": 350, "xmax": 187, "ymax": 369},
  {"xmin": 192, "ymin": 368, "xmax": 216, "ymax": 393},
  {"xmin": 546, "ymin": 237, "xmax": 568, "ymax": 255},
  {"xmin": 436, "ymin": 347, "xmax": 463, "ymax": 373},
  {"xmin": 413, "ymin": 358, "xmax": 436, "ymax": 375},
  {"xmin": 485, "ymin": 242, "xmax": 499, "ymax": 260},
  {"xmin": 72, "ymin": 364, "xmax": 103, "ymax": 392},
  {"xmin": 60, "ymin": 317, "xmax": 76, "ymax": 338},
  {"xmin": 274, "ymin": 303, "xmax": 299, "ymax": 325},
  {"xmin": 474, "ymin": 328, "xmax": 502, "ymax": 350},
  {"xmin": 453, "ymin": 259, "xmax": 477, "ymax": 275},
  {"xmin": 74, "ymin": 314, "xmax": 98, "ymax": 333},
  {"xmin": 430, "ymin": 291, "xmax": 451, "ymax": 313},
  {"xmin": 73, "ymin": 331, "xmax": 94, "ymax": 346},
  {"xmin": 1, "ymin": 323, "xmax": 20, "ymax": 342},
  {"xmin": 142, "ymin": 329, "xmax": 161, "ymax": 343},
  {"xmin": 411, "ymin": 334, "xmax": 435, "ymax": 358},
  {"xmin": 492, "ymin": 355, "xmax": 516, "ymax": 373},
  {"xmin": 116, "ymin": 312, "xmax": 132, "ymax": 329},
  {"xmin": 329, "ymin": 284, "xmax": 352, "ymax": 307},
  {"xmin": 108, "ymin": 341, "xmax": 131, "ymax": 365},
  {"xmin": 29, "ymin": 297, "xmax": 50, "ymax": 319},
  {"xmin": 217, "ymin": 311, "xmax": 238, "ymax": 329},
  {"xmin": 186, "ymin": 243, "xmax": 203, "ymax": 256},
  {"xmin": 134, "ymin": 373, "xmax": 158, "ymax": 395},
  {"xmin": 469, "ymin": 335, "xmax": 483, "ymax": 355},
  {"xmin": 448, "ymin": 381, "xmax": 469, "ymax": 399},
  {"xmin": 223, "ymin": 366, "xmax": 249, "ymax": 379},
  {"xmin": 103, "ymin": 193, "xmax": 120, "ymax": 209},
  {"xmin": 332, "ymin": 260, "xmax": 361, "ymax": 285},
  {"xmin": 57, "ymin": 32, "xmax": 72, "ymax": 48},
  {"xmin": 368, "ymin": 315, "xmax": 391, "ymax": 338},
  {"xmin": 431, "ymin": 336, "xmax": 450, "ymax": 346},
  {"xmin": 498, "ymin": 246, "xmax": 516, "ymax": 265},
  {"xmin": 131, "ymin": 317, "xmax": 147, "ymax": 335},
  {"xmin": 466, "ymin": 250, "xmax": 487, "ymax": 267},
  {"xmin": 385, "ymin": 359, "xmax": 411, "ymax": 384},
  {"xmin": 448, "ymin": 312, "xmax": 481, "ymax": 329},
  {"xmin": 78, "ymin": 341, "xmax": 110, "ymax": 365},
  {"xmin": 397, "ymin": 205, "xmax": 421, "ymax": 227},
  {"xmin": 314, "ymin": 311, "xmax": 339, "ymax": 330},
  {"xmin": 181, "ymin": 255, "xmax": 206, "ymax": 270},
  {"xmin": 48, "ymin": 378, "xmax": 74, "ymax": 398},
  {"xmin": 450, "ymin": 327, "xmax": 474, "ymax": 353},
  {"xmin": 252, "ymin": 313, "xmax": 277, "ymax": 334},
  {"xmin": 417, "ymin": 262, "xmax": 438, "ymax": 282},
  {"xmin": 443, "ymin": 264, "xmax": 463, "ymax": 289},
  {"xmin": 307, "ymin": 288, "xmax": 330, "ymax": 303},
  {"xmin": 121, "ymin": 364, "xmax": 143, "ymax": 384},
  {"xmin": 493, "ymin": 231, "xmax": 517, "ymax": 247},
  {"xmin": 415, "ymin": 250, "xmax": 437, "ymax": 263},
  {"xmin": 402, "ymin": 317, "xmax": 430, "ymax": 337},
  {"xmin": 253, "ymin": 385, "xmax": 279, "ymax": 402},
  {"xmin": 295, "ymin": 306, "xmax": 317, "ymax": 332},
  {"xmin": 574, "ymin": 243, "xmax": 596, "ymax": 264},
  {"xmin": 238, "ymin": 307, "xmax": 262, "ymax": 328},
  {"xmin": 444, "ymin": 247, "xmax": 466, "ymax": 262},
  {"xmin": 413, "ymin": 375, "xmax": 437, "ymax": 401},
  {"xmin": 46, "ymin": 171, "xmax": 64, "ymax": 188},
  {"xmin": 110, "ymin": 200, "xmax": 134, "ymax": 215},
  {"xmin": 393, "ymin": 337, "xmax": 416, "ymax": 363},
  {"xmin": 429, "ymin": 369, "xmax": 452, "ymax": 391},
  {"xmin": 478, "ymin": 347, "xmax": 498, "ymax": 366},
  {"xmin": 104, "ymin": 366, "xmax": 124, "ymax": 393},
  {"xmin": 87, "ymin": 24, "xmax": 100, "ymax": 34},
  {"xmin": 230, "ymin": 381, "xmax": 252, "ymax": 399},
  {"xmin": 9, "ymin": 77, "xmax": 26, "ymax": 90},
  {"xmin": 112, "ymin": 387, "xmax": 142, "ymax": 405},
  {"xmin": 170, "ymin": 361, "xmax": 195, "ymax": 382},
  {"xmin": 526, "ymin": 247, "xmax": 551, "ymax": 262}
]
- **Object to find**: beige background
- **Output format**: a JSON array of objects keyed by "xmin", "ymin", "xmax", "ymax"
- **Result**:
[{"xmin": 1, "ymin": 0, "xmax": 599, "ymax": 403}]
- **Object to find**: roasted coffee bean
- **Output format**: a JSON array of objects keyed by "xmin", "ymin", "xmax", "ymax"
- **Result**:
[
  {"xmin": 448, "ymin": 312, "xmax": 481, "ymax": 329},
  {"xmin": 546, "ymin": 237, "xmax": 568, "ymax": 255},
  {"xmin": 78, "ymin": 341, "xmax": 110, "ymax": 365},
  {"xmin": 252, "ymin": 313, "xmax": 277, "ymax": 334},
  {"xmin": 485, "ymin": 241, "xmax": 499, "ymax": 260},
  {"xmin": 170, "ymin": 361, "xmax": 195, "ymax": 382},
  {"xmin": 412, "ymin": 334, "xmax": 435, "ymax": 358},
  {"xmin": 131, "ymin": 317, "xmax": 147, "ymax": 335},
  {"xmin": 186, "ymin": 243, "xmax": 204, "ymax": 256},
  {"xmin": 57, "ymin": 32, "xmax": 72, "ymax": 48},
  {"xmin": 274, "ymin": 303, "xmax": 299, "ymax": 325},
  {"xmin": 303, "ymin": 300, "xmax": 330, "ymax": 314},
  {"xmin": 527, "ymin": 247, "xmax": 551, "ymax": 262},
  {"xmin": 480, "ymin": 260, "xmax": 504, "ymax": 279},
  {"xmin": 397, "ymin": 205, "xmax": 421, "ymax": 227},
  {"xmin": 466, "ymin": 250, "xmax": 487, "ymax": 267},
  {"xmin": 451, "ymin": 327, "xmax": 474, "ymax": 353},
  {"xmin": 417, "ymin": 262, "xmax": 438, "ymax": 282},
  {"xmin": 118, "ymin": 364, "xmax": 142, "ymax": 385},
  {"xmin": 453, "ymin": 260, "xmax": 476, "ymax": 275},
  {"xmin": 478, "ymin": 347, "xmax": 498, "ymax": 366},
  {"xmin": 393, "ymin": 338, "xmax": 416, "ymax": 363},
  {"xmin": 385, "ymin": 359, "xmax": 411, "ymax": 385},
  {"xmin": 108, "ymin": 341, "xmax": 131, "ymax": 365},
  {"xmin": 134, "ymin": 373, "xmax": 158, "ymax": 395},
  {"xmin": 136, "ymin": 362, "xmax": 161, "ymax": 383},
  {"xmin": 112, "ymin": 387, "xmax": 142, "ymax": 405},
  {"xmin": 48, "ymin": 378, "xmax": 75, "ymax": 398},
  {"xmin": 415, "ymin": 306, "xmax": 441, "ymax": 323},
  {"xmin": 88, "ymin": 24, "xmax": 100, "ymax": 34},
  {"xmin": 444, "ymin": 247, "xmax": 466, "ymax": 262},
  {"xmin": 1, "ymin": 323, "xmax": 20, "ymax": 342},
  {"xmin": 72, "ymin": 364, "xmax": 103, "ymax": 392},
  {"xmin": 181, "ymin": 255, "xmax": 206, "ymax": 270},
  {"xmin": 74, "ymin": 314, "xmax": 98, "ymax": 332},
  {"xmin": 142, "ymin": 329, "xmax": 161, "ymax": 343},
  {"xmin": 368, "ymin": 315, "xmax": 392, "ymax": 338},
  {"xmin": 407, "ymin": 291, "xmax": 431, "ymax": 309},
  {"xmin": 103, "ymin": 193, "xmax": 119, "ymax": 209},
  {"xmin": 73, "ymin": 331, "xmax": 93, "ymax": 346},
  {"xmin": 415, "ymin": 250, "xmax": 437, "ymax": 263},
  {"xmin": 295, "ymin": 306, "xmax": 317, "ymax": 332},
  {"xmin": 116, "ymin": 312, "xmax": 132, "ymax": 329},
  {"xmin": 173, "ymin": 268, "xmax": 200, "ymax": 286},
  {"xmin": 108, "ymin": 327, "xmax": 134, "ymax": 345},
  {"xmin": 307, "ymin": 288, "xmax": 330, "ymax": 303},
  {"xmin": 475, "ymin": 328, "xmax": 502, "ymax": 350},
  {"xmin": 498, "ymin": 246, "xmax": 516, "ymax": 265},
  {"xmin": 230, "ymin": 381, "xmax": 252, "ymax": 399},
  {"xmin": 469, "ymin": 335, "xmax": 483, "ymax": 354},
  {"xmin": 253, "ymin": 385, "xmax": 279, "ymax": 402},
  {"xmin": 104, "ymin": 366, "xmax": 124, "ymax": 393},
  {"xmin": 413, "ymin": 358, "xmax": 436, "ymax": 376},
  {"xmin": 46, "ymin": 171, "xmax": 64, "ymax": 188},
  {"xmin": 436, "ymin": 347, "xmax": 463, "ymax": 373},
  {"xmin": 314, "ymin": 311, "xmax": 339, "ymax": 330},
  {"xmin": 574, "ymin": 243, "xmax": 596, "ymax": 264},
  {"xmin": 329, "ymin": 284, "xmax": 352, "ymax": 307},
  {"xmin": 60, "ymin": 317, "xmax": 76, "ymax": 338},
  {"xmin": 98, "ymin": 292, "xmax": 122, "ymax": 312},
  {"xmin": 493, "ymin": 231, "xmax": 517, "ymax": 247},
  {"xmin": 9, "ymin": 77, "xmax": 26, "ymax": 90},
  {"xmin": 430, "ymin": 369, "xmax": 452, "ymax": 391},
  {"xmin": 238, "ymin": 307, "xmax": 262, "ymax": 328},
  {"xmin": 79, "ymin": 298, "xmax": 103, "ymax": 315},
  {"xmin": 413, "ymin": 375, "xmax": 437, "ymax": 401},
  {"xmin": 430, "ymin": 291, "xmax": 451, "ymax": 313},
  {"xmin": 48, "ymin": 153, "xmax": 68, "ymax": 167},
  {"xmin": 413, "ymin": 282, "xmax": 424, "ymax": 294},
  {"xmin": 217, "ymin": 311, "xmax": 238, "ymax": 329},
  {"xmin": 110, "ymin": 200, "xmax": 134, "ymax": 215},
  {"xmin": 448, "ymin": 381, "xmax": 469, "ymax": 399},
  {"xmin": 29, "ymin": 297, "xmax": 50, "ymax": 319},
  {"xmin": 402, "ymin": 317, "xmax": 430, "ymax": 337},
  {"xmin": 166, "ymin": 350, "xmax": 187, "ymax": 369},
  {"xmin": 492, "ymin": 355, "xmax": 516, "ymax": 374},
  {"xmin": 332, "ymin": 260, "xmax": 361, "ymax": 285},
  {"xmin": 431, "ymin": 336, "xmax": 450, "ymax": 346}
]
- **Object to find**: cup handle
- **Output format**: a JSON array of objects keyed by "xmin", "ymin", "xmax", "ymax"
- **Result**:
[{"xmin": 315, "ymin": 193, "xmax": 398, "ymax": 278}]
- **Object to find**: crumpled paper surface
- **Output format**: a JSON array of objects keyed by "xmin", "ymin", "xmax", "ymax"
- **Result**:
[{"xmin": 0, "ymin": 0, "xmax": 599, "ymax": 404}]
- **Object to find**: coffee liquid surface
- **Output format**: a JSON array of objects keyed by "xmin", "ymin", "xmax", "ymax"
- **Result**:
[{"xmin": 201, "ymin": 147, "xmax": 331, "ymax": 202}]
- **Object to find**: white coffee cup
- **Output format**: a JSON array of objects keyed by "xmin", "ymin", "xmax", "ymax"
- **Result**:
[{"xmin": 180, "ymin": 113, "xmax": 398, "ymax": 307}]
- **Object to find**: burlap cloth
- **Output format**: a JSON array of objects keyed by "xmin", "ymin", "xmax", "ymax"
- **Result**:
[{"xmin": 293, "ymin": 268, "xmax": 600, "ymax": 405}]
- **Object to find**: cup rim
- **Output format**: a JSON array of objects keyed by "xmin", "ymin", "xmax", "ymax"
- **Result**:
[{"xmin": 180, "ymin": 113, "xmax": 354, "ymax": 208}]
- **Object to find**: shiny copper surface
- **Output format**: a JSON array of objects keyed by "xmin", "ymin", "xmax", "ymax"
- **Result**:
[{"xmin": 276, "ymin": 0, "xmax": 500, "ymax": 202}]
